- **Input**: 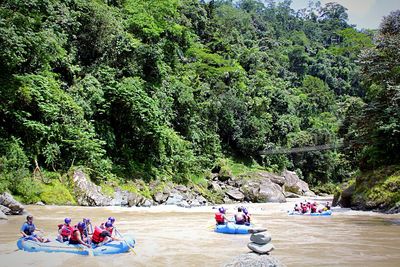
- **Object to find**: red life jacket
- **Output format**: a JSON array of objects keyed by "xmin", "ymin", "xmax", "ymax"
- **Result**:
[
  {"xmin": 215, "ymin": 212, "xmax": 225, "ymax": 223},
  {"xmin": 60, "ymin": 224, "xmax": 74, "ymax": 238},
  {"xmin": 91, "ymin": 226, "xmax": 105, "ymax": 243},
  {"xmin": 69, "ymin": 228, "xmax": 82, "ymax": 242}
]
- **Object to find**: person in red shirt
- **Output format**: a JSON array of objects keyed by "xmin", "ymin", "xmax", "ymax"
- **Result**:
[{"xmin": 215, "ymin": 207, "xmax": 228, "ymax": 225}]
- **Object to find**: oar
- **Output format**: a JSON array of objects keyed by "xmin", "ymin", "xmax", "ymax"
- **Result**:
[{"xmin": 114, "ymin": 228, "xmax": 136, "ymax": 255}]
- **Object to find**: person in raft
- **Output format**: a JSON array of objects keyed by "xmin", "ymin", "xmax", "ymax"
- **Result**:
[
  {"xmin": 242, "ymin": 207, "xmax": 251, "ymax": 225},
  {"xmin": 215, "ymin": 207, "xmax": 228, "ymax": 225},
  {"xmin": 100, "ymin": 217, "xmax": 116, "ymax": 233},
  {"xmin": 234, "ymin": 207, "xmax": 246, "ymax": 225},
  {"xmin": 57, "ymin": 217, "xmax": 74, "ymax": 242},
  {"xmin": 20, "ymin": 215, "xmax": 50, "ymax": 242},
  {"xmin": 82, "ymin": 218, "xmax": 93, "ymax": 238},
  {"xmin": 69, "ymin": 222, "xmax": 91, "ymax": 248},
  {"xmin": 91, "ymin": 221, "xmax": 120, "ymax": 246}
]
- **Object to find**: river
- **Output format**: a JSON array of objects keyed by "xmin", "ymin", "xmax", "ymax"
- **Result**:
[{"xmin": 1, "ymin": 198, "xmax": 400, "ymax": 267}]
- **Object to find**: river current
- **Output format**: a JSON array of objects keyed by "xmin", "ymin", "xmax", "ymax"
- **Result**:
[{"xmin": 0, "ymin": 198, "xmax": 399, "ymax": 267}]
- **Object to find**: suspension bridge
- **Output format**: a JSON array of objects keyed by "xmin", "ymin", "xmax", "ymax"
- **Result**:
[{"xmin": 259, "ymin": 142, "xmax": 343, "ymax": 155}]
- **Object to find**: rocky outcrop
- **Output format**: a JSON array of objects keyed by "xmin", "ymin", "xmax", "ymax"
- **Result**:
[
  {"xmin": 282, "ymin": 170, "xmax": 314, "ymax": 196},
  {"xmin": 0, "ymin": 192, "xmax": 25, "ymax": 215},
  {"xmin": 241, "ymin": 178, "xmax": 286, "ymax": 203},
  {"xmin": 72, "ymin": 170, "xmax": 112, "ymax": 206}
]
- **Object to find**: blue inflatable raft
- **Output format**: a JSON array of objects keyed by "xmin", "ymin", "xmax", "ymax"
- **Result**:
[
  {"xmin": 215, "ymin": 223, "xmax": 254, "ymax": 234},
  {"xmin": 288, "ymin": 210, "xmax": 332, "ymax": 216},
  {"xmin": 17, "ymin": 235, "xmax": 135, "ymax": 256}
]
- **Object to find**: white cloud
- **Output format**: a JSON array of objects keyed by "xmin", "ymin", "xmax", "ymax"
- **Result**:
[{"xmin": 320, "ymin": 0, "xmax": 376, "ymax": 16}]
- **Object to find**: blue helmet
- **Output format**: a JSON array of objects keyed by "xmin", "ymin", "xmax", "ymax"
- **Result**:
[
  {"xmin": 77, "ymin": 222, "xmax": 86, "ymax": 229},
  {"xmin": 105, "ymin": 220, "xmax": 113, "ymax": 228},
  {"xmin": 108, "ymin": 217, "xmax": 115, "ymax": 223},
  {"xmin": 218, "ymin": 207, "xmax": 225, "ymax": 214},
  {"xmin": 243, "ymin": 207, "xmax": 248, "ymax": 215},
  {"xmin": 83, "ymin": 218, "xmax": 90, "ymax": 224},
  {"xmin": 64, "ymin": 218, "xmax": 71, "ymax": 224}
]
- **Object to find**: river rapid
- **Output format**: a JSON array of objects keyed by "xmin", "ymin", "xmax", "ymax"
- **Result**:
[{"xmin": 1, "ymin": 198, "xmax": 400, "ymax": 267}]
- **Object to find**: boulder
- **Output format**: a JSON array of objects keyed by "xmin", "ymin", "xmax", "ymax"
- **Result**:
[
  {"xmin": 72, "ymin": 170, "xmax": 112, "ymax": 206},
  {"xmin": 282, "ymin": 170, "xmax": 312, "ymax": 196},
  {"xmin": 0, "ymin": 192, "xmax": 25, "ymax": 215},
  {"xmin": 165, "ymin": 193, "xmax": 184, "ymax": 205},
  {"xmin": 257, "ymin": 172, "xmax": 285, "ymax": 186},
  {"xmin": 223, "ymin": 253, "xmax": 286, "ymax": 267},
  {"xmin": 174, "ymin": 185, "xmax": 188, "ymax": 192},
  {"xmin": 226, "ymin": 189, "xmax": 245, "ymax": 201},
  {"xmin": 0, "ymin": 204, "xmax": 11, "ymax": 215},
  {"xmin": 209, "ymin": 181, "xmax": 222, "ymax": 191},
  {"xmin": 241, "ymin": 179, "xmax": 285, "ymax": 203},
  {"xmin": 142, "ymin": 199, "xmax": 153, "ymax": 207},
  {"xmin": 153, "ymin": 192, "xmax": 169, "ymax": 204},
  {"xmin": 35, "ymin": 201, "xmax": 45, "ymax": 206},
  {"xmin": 127, "ymin": 192, "xmax": 146, "ymax": 207},
  {"xmin": 0, "ymin": 209, "xmax": 7, "ymax": 220}
]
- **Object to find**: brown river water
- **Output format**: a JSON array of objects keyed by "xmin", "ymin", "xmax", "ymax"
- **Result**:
[{"xmin": 1, "ymin": 198, "xmax": 400, "ymax": 267}]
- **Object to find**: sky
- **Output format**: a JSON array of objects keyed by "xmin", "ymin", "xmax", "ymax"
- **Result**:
[{"xmin": 286, "ymin": 0, "xmax": 400, "ymax": 29}]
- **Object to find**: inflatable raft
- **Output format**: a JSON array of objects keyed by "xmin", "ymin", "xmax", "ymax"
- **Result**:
[
  {"xmin": 17, "ymin": 235, "xmax": 135, "ymax": 256},
  {"xmin": 215, "ymin": 223, "xmax": 254, "ymax": 234},
  {"xmin": 288, "ymin": 210, "xmax": 332, "ymax": 216}
]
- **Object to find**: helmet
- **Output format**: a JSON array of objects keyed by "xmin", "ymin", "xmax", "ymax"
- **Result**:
[
  {"xmin": 77, "ymin": 222, "xmax": 86, "ymax": 229},
  {"xmin": 27, "ymin": 215, "xmax": 33, "ymax": 220},
  {"xmin": 64, "ymin": 218, "xmax": 71, "ymax": 224},
  {"xmin": 83, "ymin": 218, "xmax": 90, "ymax": 223},
  {"xmin": 105, "ymin": 220, "xmax": 113, "ymax": 228},
  {"xmin": 243, "ymin": 207, "xmax": 248, "ymax": 215},
  {"xmin": 218, "ymin": 207, "xmax": 225, "ymax": 214},
  {"xmin": 108, "ymin": 217, "xmax": 115, "ymax": 223}
]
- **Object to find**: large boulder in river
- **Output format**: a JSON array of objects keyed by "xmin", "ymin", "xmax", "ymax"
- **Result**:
[
  {"xmin": 72, "ymin": 170, "xmax": 112, "ymax": 206},
  {"xmin": 223, "ymin": 253, "xmax": 286, "ymax": 267},
  {"xmin": 240, "ymin": 177, "xmax": 286, "ymax": 203},
  {"xmin": 0, "ymin": 192, "xmax": 25, "ymax": 215},
  {"xmin": 282, "ymin": 170, "xmax": 314, "ymax": 196},
  {"xmin": 226, "ymin": 189, "xmax": 245, "ymax": 201}
]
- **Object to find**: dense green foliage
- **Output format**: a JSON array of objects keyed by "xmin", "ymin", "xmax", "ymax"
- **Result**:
[{"xmin": 2, "ymin": 0, "xmax": 395, "ymax": 202}]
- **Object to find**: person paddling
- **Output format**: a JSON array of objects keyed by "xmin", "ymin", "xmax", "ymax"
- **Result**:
[
  {"xmin": 20, "ymin": 215, "xmax": 49, "ymax": 242},
  {"xmin": 243, "ymin": 207, "xmax": 251, "ymax": 225},
  {"xmin": 215, "ymin": 207, "xmax": 228, "ymax": 225},
  {"xmin": 234, "ymin": 207, "xmax": 246, "ymax": 225},
  {"xmin": 69, "ymin": 222, "xmax": 91, "ymax": 248},
  {"xmin": 57, "ymin": 218, "xmax": 73, "ymax": 242},
  {"xmin": 91, "ymin": 221, "xmax": 120, "ymax": 246}
]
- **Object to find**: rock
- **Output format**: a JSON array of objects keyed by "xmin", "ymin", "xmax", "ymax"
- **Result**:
[
  {"xmin": 174, "ymin": 185, "xmax": 188, "ymax": 192},
  {"xmin": 153, "ymin": 192, "xmax": 169, "ymax": 204},
  {"xmin": 196, "ymin": 195, "xmax": 207, "ymax": 205},
  {"xmin": 0, "ymin": 192, "xmax": 25, "ymax": 215},
  {"xmin": 72, "ymin": 170, "xmax": 112, "ymax": 206},
  {"xmin": 223, "ymin": 253, "xmax": 286, "ymax": 267},
  {"xmin": 210, "ymin": 181, "xmax": 222, "ymax": 191},
  {"xmin": 177, "ymin": 200, "xmax": 190, "ymax": 208},
  {"xmin": 282, "ymin": 170, "xmax": 313, "ymax": 196},
  {"xmin": 284, "ymin": 192, "xmax": 301, "ymax": 198},
  {"xmin": 250, "ymin": 233, "xmax": 272, "ymax": 245},
  {"xmin": 35, "ymin": 201, "xmax": 45, "ymax": 206},
  {"xmin": 165, "ymin": 193, "xmax": 184, "ymax": 205},
  {"xmin": 336, "ymin": 183, "xmax": 355, "ymax": 208},
  {"xmin": 112, "ymin": 189, "xmax": 129, "ymax": 206},
  {"xmin": 190, "ymin": 199, "xmax": 201, "ymax": 207},
  {"xmin": 257, "ymin": 181, "xmax": 286, "ymax": 203},
  {"xmin": 0, "ymin": 204, "xmax": 11, "ymax": 215},
  {"xmin": 257, "ymin": 172, "xmax": 285, "ymax": 186},
  {"xmin": 226, "ymin": 189, "xmax": 245, "ymax": 201},
  {"xmin": 0, "ymin": 209, "xmax": 7, "ymax": 220},
  {"xmin": 127, "ymin": 192, "xmax": 146, "ymax": 207},
  {"xmin": 248, "ymin": 242, "xmax": 275, "ymax": 254},
  {"xmin": 142, "ymin": 199, "xmax": 152, "ymax": 207}
]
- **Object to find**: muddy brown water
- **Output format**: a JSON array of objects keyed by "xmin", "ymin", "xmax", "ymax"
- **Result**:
[{"xmin": 1, "ymin": 199, "xmax": 400, "ymax": 267}]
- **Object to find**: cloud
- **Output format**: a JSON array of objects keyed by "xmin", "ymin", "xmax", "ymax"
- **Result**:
[{"xmin": 320, "ymin": 0, "xmax": 376, "ymax": 16}]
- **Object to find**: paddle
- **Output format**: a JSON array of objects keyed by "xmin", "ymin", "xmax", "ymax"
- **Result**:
[{"xmin": 114, "ymin": 228, "xmax": 136, "ymax": 255}]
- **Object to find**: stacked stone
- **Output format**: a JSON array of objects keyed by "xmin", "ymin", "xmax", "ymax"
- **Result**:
[{"xmin": 247, "ymin": 231, "xmax": 274, "ymax": 254}]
